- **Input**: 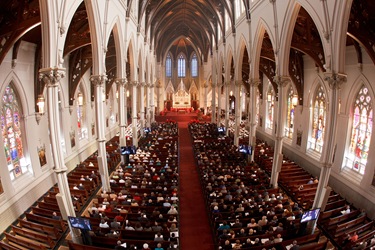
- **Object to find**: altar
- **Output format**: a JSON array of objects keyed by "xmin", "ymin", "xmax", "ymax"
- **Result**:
[{"xmin": 173, "ymin": 79, "xmax": 190, "ymax": 108}]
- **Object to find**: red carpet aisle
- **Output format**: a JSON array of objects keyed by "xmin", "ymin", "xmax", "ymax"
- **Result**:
[{"xmin": 178, "ymin": 121, "xmax": 215, "ymax": 250}]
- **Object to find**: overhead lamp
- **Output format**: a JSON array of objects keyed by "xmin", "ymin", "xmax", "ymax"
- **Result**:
[
  {"xmin": 35, "ymin": 94, "xmax": 45, "ymax": 124},
  {"xmin": 78, "ymin": 92, "xmax": 83, "ymax": 106},
  {"xmin": 267, "ymin": 93, "xmax": 272, "ymax": 102},
  {"xmin": 292, "ymin": 95, "xmax": 298, "ymax": 107},
  {"xmin": 126, "ymin": 90, "xmax": 130, "ymax": 97}
]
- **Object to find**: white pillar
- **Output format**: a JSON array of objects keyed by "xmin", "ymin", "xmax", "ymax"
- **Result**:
[
  {"xmin": 234, "ymin": 80, "xmax": 242, "ymax": 146},
  {"xmin": 150, "ymin": 83, "xmax": 155, "ymax": 123},
  {"xmin": 90, "ymin": 75, "xmax": 111, "ymax": 192},
  {"xmin": 210, "ymin": 82, "xmax": 216, "ymax": 123},
  {"xmin": 225, "ymin": 81, "xmax": 230, "ymax": 133},
  {"xmin": 40, "ymin": 68, "xmax": 76, "ymax": 218},
  {"xmin": 131, "ymin": 81, "xmax": 138, "ymax": 147},
  {"xmin": 313, "ymin": 73, "xmax": 346, "ymax": 209},
  {"xmin": 203, "ymin": 82, "xmax": 208, "ymax": 115},
  {"xmin": 117, "ymin": 79, "xmax": 127, "ymax": 148},
  {"xmin": 139, "ymin": 82, "xmax": 145, "ymax": 136},
  {"xmin": 146, "ymin": 83, "xmax": 151, "ymax": 127},
  {"xmin": 249, "ymin": 79, "xmax": 260, "ymax": 162},
  {"xmin": 217, "ymin": 82, "xmax": 222, "ymax": 126},
  {"xmin": 270, "ymin": 76, "xmax": 289, "ymax": 188}
]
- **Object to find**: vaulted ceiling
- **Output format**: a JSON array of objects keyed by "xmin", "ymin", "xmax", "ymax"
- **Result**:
[{"xmin": 0, "ymin": 0, "xmax": 374, "ymax": 106}]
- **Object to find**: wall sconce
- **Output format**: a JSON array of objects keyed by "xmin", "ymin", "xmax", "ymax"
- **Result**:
[
  {"xmin": 77, "ymin": 92, "xmax": 83, "ymax": 106},
  {"xmin": 292, "ymin": 95, "xmax": 298, "ymax": 107},
  {"xmin": 35, "ymin": 94, "xmax": 45, "ymax": 124},
  {"xmin": 267, "ymin": 93, "xmax": 272, "ymax": 102}
]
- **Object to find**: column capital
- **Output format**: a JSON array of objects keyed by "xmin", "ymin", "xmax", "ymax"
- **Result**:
[
  {"xmin": 39, "ymin": 67, "xmax": 66, "ymax": 87},
  {"xmin": 139, "ymin": 82, "xmax": 146, "ymax": 87},
  {"xmin": 235, "ymin": 80, "xmax": 243, "ymax": 86},
  {"xmin": 324, "ymin": 72, "xmax": 347, "ymax": 90},
  {"xmin": 129, "ymin": 81, "xmax": 139, "ymax": 87},
  {"xmin": 90, "ymin": 75, "xmax": 107, "ymax": 86},
  {"xmin": 149, "ymin": 83, "xmax": 155, "ymax": 88},
  {"xmin": 249, "ymin": 78, "xmax": 261, "ymax": 87},
  {"xmin": 225, "ymin": 81, "xmax": 232, "ymax": 86},
  {"xmin": 273, "ymin": 75, "xmax": 290, "ymax": 87},
  {"xmin": 115, "ymin": 78, "xmax": 127, "ymax": 87}
]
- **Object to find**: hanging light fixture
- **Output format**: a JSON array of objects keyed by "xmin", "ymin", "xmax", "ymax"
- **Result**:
[
  {"xmin": 37, "ymin": 95, "xmax": 45, "ymax": 114},
  {"xmin": 78, "ymin": 92, "xmax": 83, "ymax": 106},
  {"xmin": 292, "ymin": 95, "xmax": 298, "ymax": 107},
  {"xmin": 267, "ymin": 93, "xmax": 272, "ymax": 102}
]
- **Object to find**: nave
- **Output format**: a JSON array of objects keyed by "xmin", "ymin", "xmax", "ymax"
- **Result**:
[{"xmin": 0, "ymin": 112, "xmax": 374, "ymax": 250}]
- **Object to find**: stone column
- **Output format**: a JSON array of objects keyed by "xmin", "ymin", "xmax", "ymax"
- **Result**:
[
  {"xmin": 217, "ymin": 82, "xmax": 222, "ymax": 126},
  {"xmin": 211, "ymin": 82, "xmax": 217, "ymax": 123},
  {"xmin": 270, "ymin": 76, "xmax": 289, "ymax": 188},
  {"xmin": 249, "ymin": 79, "xmax": 260, "ymax": 162},
  {"xmin": 90, "ymin": 75, "xmax": 111, "ymax": 192},
  {"xmin": 156, "ymin": 80, "xmax": 161, "ymax": 115},
  {"xmin": 40, "ymin": 68, "xmax": 80, "ymax": 243},
  {"xmin": 131, "ymin": 81, "xmax": 139, "ymax": 146},
  {"xmin": 225, "ymin": 81, "xmax": 231, "ymax": 133},
  {"xmin": 40, "ymin": 68, "xmax": 76, "ymax": 218},
  {"xmin": 313, "ymin": 73, "xmax": 346, "ymax": 209},
  {"xmin": 139, "ymin": 82, "xmax": 145, "ymax": 136},
  {"xmin": 203, "ymin": 82, "xmax": 208, "ymax": 115},
  {"xmin": 150, "ymin": 83, "xmax": 155, "ymax": 123},
  {"xmin": 146, "ymin": 83, "xmax": 151, "ymax": 127},
  {"xmin": 117, "ymin": 78, "xmax": 127, "ymax": 148},
  {"xmin": 234, "ymin": 80, "xmax": 242, "ymax": 146}
]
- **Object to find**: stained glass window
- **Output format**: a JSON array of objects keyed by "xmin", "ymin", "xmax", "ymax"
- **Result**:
[
  {"xmin": 178, "ymin": 54, "xmax": 186, "ymax": 78},
  {"xmin": 285, "ymin": 86, "xmax": 295, "ymax": 139},
  {"xmin": 266, "ymin": 84, "xmax": 274, "ymax": 130},
  {"xmin": 166, "ymin": 53, "xmax": 172, "ymax": 78},
  {"xmin": 308, "ymin": 85, "xmax": 326, "ymax": 153},
  {"xmin": 191, "ymin": 53, "xmax": 198, "ymax": 77},
  {"xmin": 344, "ymin": 85, "xmax": 372, "ymax": 175},
  {"xmin": 1, "ymin": 84, "xmax": 28, "ymax": 181}
]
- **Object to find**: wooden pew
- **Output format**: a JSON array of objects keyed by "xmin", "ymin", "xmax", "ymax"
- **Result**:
[
  {"xmin": 18, "ymin": 219, "xmax": 61, "ymax": 240},
  {"xmin": 324, "ymin": 210, "xmax": 360, "ymax": 228},
  {"xmin": 25, "ymin": 213, "xmax": 67, "ymax": 232},
  {"xmin": 31, "ymin": 206, "xmax": 61, "ymax": 218},
  {"xmin": 3, "ymin": 232, "xmax": 48, "ymax": 250},
  {"xmin": 0, "ymin": 241, "xmax": 20, "ymax": 250},
  {"xmin": 11, "ymin": 225, "xmax": 55, "ymax": 248}
]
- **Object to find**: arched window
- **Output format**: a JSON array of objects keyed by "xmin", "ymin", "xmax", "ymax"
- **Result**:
[
  {"xmin": 166, "ymin": 53, "xmax": 172, "ymax": 78},
  {"xmin": 308, "ymin": 84, "xmax": 326, "ymax": 153},
  {"xmin": 58, "ymin": 89, "xmax": 66, "ymax": 156},
  {"xmin": 285, "ymin": 86, "xmax": 295, "ymax": 139},
  {"xmin": 76, "ymin": 84, "xmax": 87, "ymax": 140},
  {"xmin": 266, "ymin": 84, "xmax": 275, "ymax": 131},
  {"xmin": 191, "ymin": 53, "xmax": 198, "ymax": 77},
  {"xmin": 178, "ymin": 54, "xmax": 186, "ymax": 78},
  {"xmin": 1, "ymin": 84, "xmax": 30, "ymax": 181},
  {"xmin": 344, "ymin": 85, "xmax": 372, "ymax": 175}
]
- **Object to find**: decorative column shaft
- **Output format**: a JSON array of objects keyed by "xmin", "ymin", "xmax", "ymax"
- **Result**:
[
  {"xmin": 139, "ymin": 82, "xmax": 145, "ymax": 136},
  {"xmin": 117, "ymin": 79, "xmax": 127, "ymax": 148},
  {"xmin": 217, "ymin": 82, "xmax": 222, "ymax": 127},
  {"xmin": 131, "ymin": 81, "xmax": 138, "ymax": 146},
  {"xmin": 211, "ymin": 82, "xmax": 217, "ymax": 123},
  {"xmin": 90, "ymin": 75, "xmax": 111, "ymax": 192},
  {"xmin": 270, "ymin": 76, "xmax": 289, "ymax": 188},
  {"xmin": 203, "ymin": 82, "xmax": 208, "ymax": 115},
  {"xmin": 40, "ymin": 68, "xmax": 76, "ymax": 219},
  {"xmin": 146, "ymin": 83, "xmax": 151, "ymax": 127},
  {"xmin": 150, "ymin": 83, "xmax": 155, "ymax": 123},
  {"xmin": 313, "ymin": 73, "xmax": 346, "ymax": 209},
  {"xmin": 225, "ymin": 81, "xmax": 231, "ymax": 132},
  {"xmin": 234, "ymin": 80, "xmax": 242, "ymax": 146},
  {"xmin": 249, "ymin": 79, "xmax": 260, "ymax": 162}
]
